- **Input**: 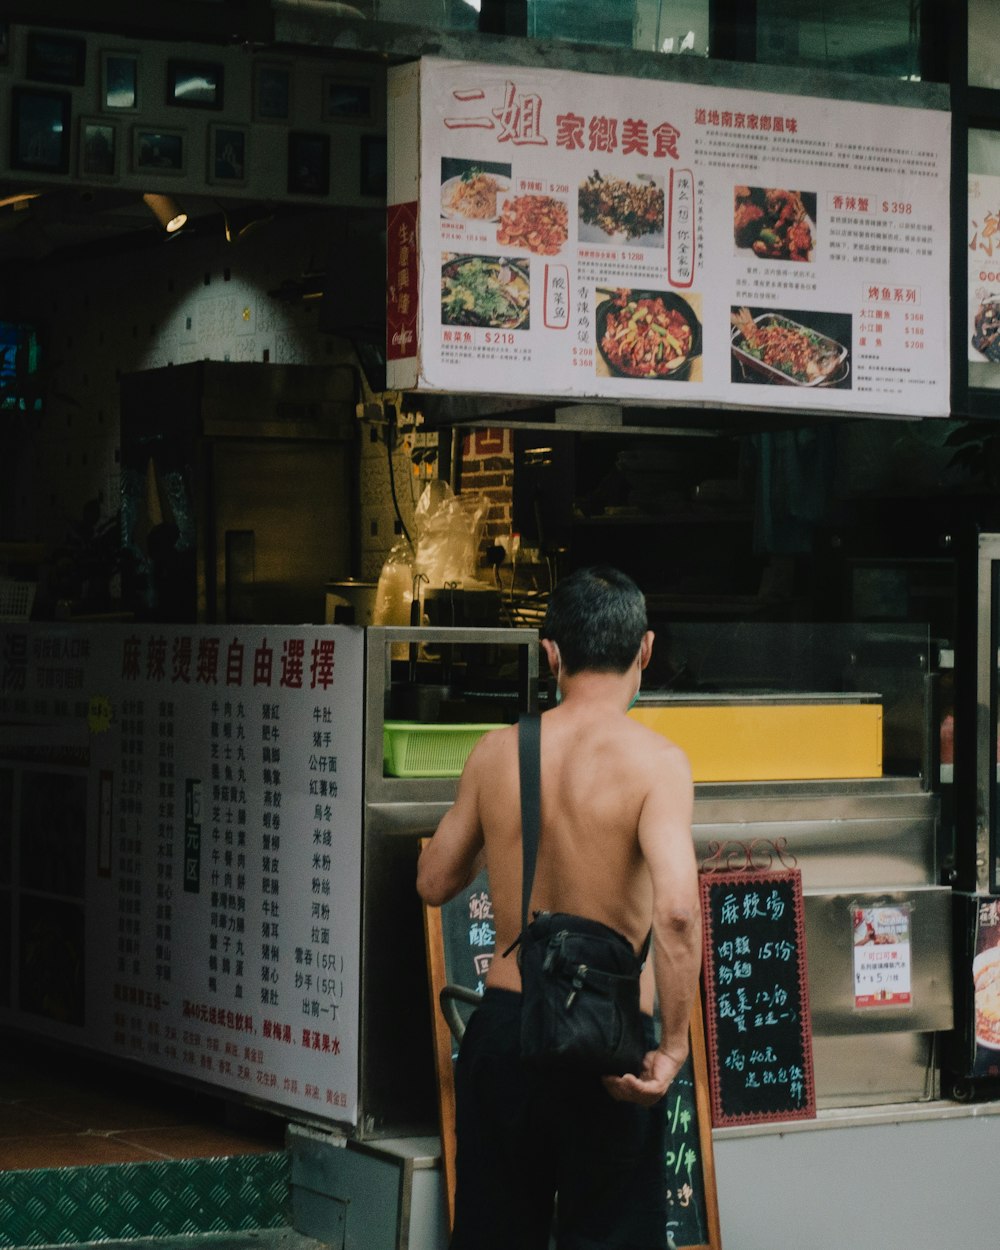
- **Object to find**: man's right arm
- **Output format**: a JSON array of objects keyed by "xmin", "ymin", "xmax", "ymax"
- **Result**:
[
  {"xmin": 606, "ymin": 741, "xmax": 701, "ymax": 1105},
  {"xmin": 416, "ymin": 737, "xmax": 488, "ymax": 907}
]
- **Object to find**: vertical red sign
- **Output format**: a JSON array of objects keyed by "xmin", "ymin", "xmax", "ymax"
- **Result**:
[{"xmin": 387, "ymin": 201, "xmax": 419, "ymax": 361}]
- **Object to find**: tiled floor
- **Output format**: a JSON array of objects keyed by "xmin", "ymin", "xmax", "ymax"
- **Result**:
[{"xmin": 0, "ymin": 1036, "xmax": 285, "ymax": 1171}]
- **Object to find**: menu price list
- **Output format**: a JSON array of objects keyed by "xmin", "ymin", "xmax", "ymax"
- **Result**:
[
  {"xmin": 389, "ymin": 57, "xmax": 950, "ymax": 417},
  {"xmin": 0, "ymin": 625, "xmax": 365, "ymax": 1125}
]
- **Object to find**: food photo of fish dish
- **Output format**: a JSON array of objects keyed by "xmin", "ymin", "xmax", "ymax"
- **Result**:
[{"xmin": 730, "ymin": 307, "xmax": 850, "ymax": 387}]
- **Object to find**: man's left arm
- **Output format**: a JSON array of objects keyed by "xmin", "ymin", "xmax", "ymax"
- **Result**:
[{"xmin": 416, "ymin": 739, "xmax": 487, "ymax": 906}]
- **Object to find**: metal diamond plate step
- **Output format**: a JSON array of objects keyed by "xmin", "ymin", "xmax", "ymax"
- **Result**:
[
  {"xmin": 32, "ymin": 1232, "xmax": 331, "ymax": 1250},
  {"xmin": 0, "ymin": 1152, "xmax": 291, "ymax": 1249}
]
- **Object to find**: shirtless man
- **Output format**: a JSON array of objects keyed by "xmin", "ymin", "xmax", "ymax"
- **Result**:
[{"xmin": 417, "ymin": 566, "xmax": 702, "ymax": 1250}]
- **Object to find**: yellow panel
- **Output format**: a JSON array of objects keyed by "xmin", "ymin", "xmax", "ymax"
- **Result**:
[{"xmin": 629, "ymin": 703, "xmax": 882, "ymax": 782}]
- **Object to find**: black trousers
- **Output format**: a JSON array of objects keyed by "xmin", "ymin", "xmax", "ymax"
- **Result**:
[{"xmin": 451, "ymin": 987, "xmax": 668, "ymax": 1250}]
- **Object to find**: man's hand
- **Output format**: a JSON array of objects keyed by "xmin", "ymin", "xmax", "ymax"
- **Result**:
[{"xmin": 602, "ymin": 1047, "xmax": 684, "ymax": 1106}]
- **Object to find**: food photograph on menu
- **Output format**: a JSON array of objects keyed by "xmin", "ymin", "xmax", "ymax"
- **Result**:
[
  {"xmin": 730, "ymin": 305, "xmax": 851, "ymax": 387},
  {"xmin": 595, "ymin": 287, "xmax": 702, "ymax": 381},
  {"xmin": 440, "ymin": 156, "xmax": 511, "ymax": 221},
  {"xmin": 496, "ymin": 194, "xmax": 568, "ymax": 255},
  {"xmin": 971, "ymin": 294, "xmax": 1000, "ymax": 362},
  {"xmin": 733, "ymin": 186, "xmax": 816, "ymax": 262},
  {"xmin": 441, "ymin": 253, "xmax": 530, "ymax": 329},
  {"xmin": 578, "ymin": 170, "xmax": 664, "ymax": 245}
]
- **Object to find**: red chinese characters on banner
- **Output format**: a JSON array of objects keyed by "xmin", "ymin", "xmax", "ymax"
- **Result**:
[
  {"xmin": 864, "ymin": 285, "xmax": 920, "ymax": 304},
  {"xmin": 555, "ymin": 112, "xmax": 680, "ymax": 159},
  {"xmin": 445, "ymin": 80, "xmax": 547, "ymax": 145},
  {"xmin": 832, "ymin": 195, "xmax": 873, "ymax": 213},
  {"xmin": 121, "ymin": 635, "xmax": 337, "ymax": 690},
  {"xmin": 695, "ymin": 107, "xmax": 798, "ymax": 133},
  {"xmin": 970, "ymin": 206, "xmax": 1000, "ymax": 257},
  {"xmin": 544, "ymin": 264, "xmax": 570, "ymax": 329},
  {"xmin": 387, "ymin": 201, "xmax": 418, "ymax": 361},
  {"xmin": 441, "ymin": 78, "xmax": 682, "ymax": 160}
]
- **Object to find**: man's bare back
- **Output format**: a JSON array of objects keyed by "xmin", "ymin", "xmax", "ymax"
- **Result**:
[{"xmin": 467, "ymin": 705, "xmax": 690, "ymax": 1013}]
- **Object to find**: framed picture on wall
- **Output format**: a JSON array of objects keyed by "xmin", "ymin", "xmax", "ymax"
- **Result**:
[
  {"xmin": 25, "ymin": 31, "xmax": 85, "ymax": 86},
  {"xmin": 10, "ymin": 87, "xmax": 71, "ymax": 174},
  {"xmin": 208, "ymin": 123, "xmax": 247, "ymax": 185},
  {"xmin": 321, "ymin": 76, "xmax": 372, "ymax": 122},
  {"xmin": 167, "ymin": 58, "xmax": 223, "ymax": 110},
  {"xmin": 360, "ymin": 133, "xmax": 387, "ymax": 197},
  {"xmin": 101, "ymin": 51, "xmax": 138, "ymax": 111},
  {"xmin": 133, "ymin": 126, "xmax": 185, "ymax": 174},
  {"xmin": 79, "ymin": 117, "xmax": 118, "ymax": 179},
  {"xmin": 254, "ymin": 61, "xmax": 290, "ymax": 120},
  {"xmin": 287, "ymin": 131, "xmax": 330, "ymax": 196}
]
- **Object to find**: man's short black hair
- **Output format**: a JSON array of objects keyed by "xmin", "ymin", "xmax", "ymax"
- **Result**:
[{"xmin": 541, "ymin": 565, "xmax": 648, "ymax": 675}]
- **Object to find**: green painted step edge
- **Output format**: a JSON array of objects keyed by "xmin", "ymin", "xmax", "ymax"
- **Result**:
[{"xmin": 0, "ymin": 1151, "xmax": 290, "ymax": 1249}]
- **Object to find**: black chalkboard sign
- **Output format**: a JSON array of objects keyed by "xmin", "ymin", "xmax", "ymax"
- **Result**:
[
  {"xmin": 423, "ymin": 857, "xmax": 722, "ymax": 1249},
  {"xmin": 699, "ymin": 867, "xmax": 816, "ymax": 1128}
]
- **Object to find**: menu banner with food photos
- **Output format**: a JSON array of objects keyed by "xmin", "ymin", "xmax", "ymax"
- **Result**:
[
  {"xmin": 968, "ymin": 173, "xmax": 1000, "ymax": 366},
  {"xmin": 387, "ymin": 57, "xmax": 950, "ymax": 418},
  {"xmin": 0, "ymin": 624, "xmax": 364, "ymax": 1125}
]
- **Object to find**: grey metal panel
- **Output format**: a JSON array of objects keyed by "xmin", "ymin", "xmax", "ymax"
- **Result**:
[
  {"xmin": 693, "ymin": 815, "xmax": 938, "ymax": 890},
  {"xmin": 367, "ymin": 770, "xmax": 938, "ymax": 842},
  {"xmin": 713, "ymin": 1112, "xmax": 997, "ymax": 1250},
  {"xmin": 804, "ymin": 887, "xmax": 953, "ymax": 1036},
  {"xmin": 693, "ymin": 777, "xmax": 936, "ymax": 821},
  {"xmin": 811, "ymin": 1031, "xmax": 938, "ymax": 1108}
]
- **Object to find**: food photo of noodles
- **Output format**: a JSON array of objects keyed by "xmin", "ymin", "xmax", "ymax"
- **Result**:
[
  {"xmin": 595, "ymin": 288, "xmax": 702, "ymax": 381},
  {"xmin": 439, "ymin": 158, "xmax": 512, "ymax": 222}
]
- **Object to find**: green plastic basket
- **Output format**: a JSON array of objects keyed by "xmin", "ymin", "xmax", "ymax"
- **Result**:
[{"xmin": 383, "ymin": 721, "xmax": 504, "ymax": 778}]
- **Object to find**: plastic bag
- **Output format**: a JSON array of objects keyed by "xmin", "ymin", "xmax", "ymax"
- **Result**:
[
  {"xmin": 413, "ymin": 482, "xmax": 489, "ymax": 589},
  {"xmin": 373, "ymin": 538, "xmax": 414, "ymax": 626}
]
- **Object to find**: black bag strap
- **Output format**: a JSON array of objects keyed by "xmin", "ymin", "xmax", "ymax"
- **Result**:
[
  {"xmin": 518, "ymin": 712, "xmax": 542, "ymax": 935},
  {"xmin": 516, "ymin": 711, "xmax": 652, "ymax": 965}
]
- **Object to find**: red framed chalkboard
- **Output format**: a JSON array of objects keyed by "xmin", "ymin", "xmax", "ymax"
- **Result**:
[{"xmin": 699, "ymin": 866, "xmax": 816, "ymax": 1129}]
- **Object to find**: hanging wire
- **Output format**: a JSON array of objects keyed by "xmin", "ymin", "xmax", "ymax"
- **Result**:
[{"xmin": 385, "ymin": 409, "xmax": 412, "ymax": 548}]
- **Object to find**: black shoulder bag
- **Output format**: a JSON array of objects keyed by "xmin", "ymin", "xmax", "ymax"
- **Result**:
[{"xmin": 506, "ymin": 712, "xmax": 650, "ymax": 1076}]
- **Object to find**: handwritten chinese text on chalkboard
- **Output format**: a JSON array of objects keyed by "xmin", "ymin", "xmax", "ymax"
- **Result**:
[{"xmin": 700, "ymin": 867, "xmax": 816, "ymax": 1128}]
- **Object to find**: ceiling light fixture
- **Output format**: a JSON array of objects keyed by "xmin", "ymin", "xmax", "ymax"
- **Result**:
[
  {"xmin": 142, "ymin": 192, "xmax": 187, "ymax": 234},
  {"xmin": 0, "ymin": 191, "xmax": 43, "ymax": 211}
]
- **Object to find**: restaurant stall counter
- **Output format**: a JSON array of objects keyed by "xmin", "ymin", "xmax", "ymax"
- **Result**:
[{"xmin": 366, "ymin": 624, "xmax": 951, "ymax": 1112}]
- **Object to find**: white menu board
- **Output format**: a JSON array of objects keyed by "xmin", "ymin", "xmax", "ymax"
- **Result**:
[
  {"xmin": 387, "ymin": 58, "xmax": 950, "ymax": 418},
  {"xmin": 968, "ymin": 173, "xmax": 1000, "ymax": 367},
  {"xmin": 0, "ymin": 625, "xmax": 364, "ymax": 1125}
]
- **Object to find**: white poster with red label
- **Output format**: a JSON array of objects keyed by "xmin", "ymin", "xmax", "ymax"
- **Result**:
[
  {"xmin": 968, "ymin": 173, "xmax": 1000, "ymax": 366},
  {"xmin": 387, "ymin": 57, "xmax": 950, "ymax": 418},
  {"xmin": 853, "ymin": 904, "xmax": 913, "ymax": 1009},
  {"xmin": 0, "ymin": 624, "xmax": 364, "ymax": 1125}
]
